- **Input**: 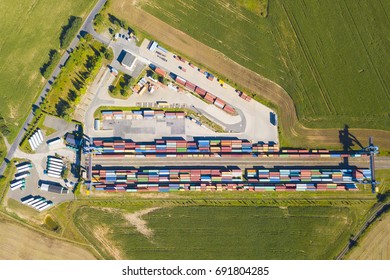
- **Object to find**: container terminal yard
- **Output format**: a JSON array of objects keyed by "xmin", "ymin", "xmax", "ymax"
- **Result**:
[{"xmin": 3, "ymin": 26, "xmax": 384, "ymax": 211}]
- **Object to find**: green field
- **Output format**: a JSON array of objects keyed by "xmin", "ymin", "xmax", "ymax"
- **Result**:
[
  {"xmin": 75, "ymin": 205, "xmax": 367, "ymax": 260},
  {"xmin": 139, "ymin": 0, "xmax": 390, "ymax": 130},
  {"xmin": 0, "ymin": 0, "xmax": 96, "ymax": 145}
]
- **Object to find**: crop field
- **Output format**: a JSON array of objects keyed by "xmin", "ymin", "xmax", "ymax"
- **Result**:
[
  {"xmin": 75, "ymin": 205, "xmax": 367, "ymax": 260},
  {"xmin": 0, "ymin": 0, "xmax": 96, "ymax": 143},
  {"xmin": 347, "ymin": 210, "xmax": 390, "ymax": 260},
  {"xmin": 135, "ymin": 0, "xmax": 389, "ymax": 130},
  {"xmin": 0, "ymin": 215, "xmax": 95, "ymax": 260}
]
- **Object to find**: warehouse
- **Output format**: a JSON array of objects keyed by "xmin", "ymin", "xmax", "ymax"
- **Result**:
[
  {"xmin": 121, "ymin": 51, "xmax": 137, "ymax": 70},
  {"xmin": 40, "ymin": 183, "xmax": 69, "ymax": 194}
]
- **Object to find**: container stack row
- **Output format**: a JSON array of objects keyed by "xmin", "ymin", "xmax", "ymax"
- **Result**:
[
  {"xmin": 173, "ymin": 75, "xmax": 236, "ymax": 115},
  {"xmin": 246, "ymin": 168, "xmax": 371, "ymax": 191},
  {"xmin": 92, "ymin": 138, "xmax": 280, "ymax": 157},
  {"xmin": 92, "ymin": 138, "xmax": 367, "ymax": 158},
  {"xmin": 101, "ymin": 110, "xmax": 185, "ymax": 121},
  {"xmin": 91, "ymin": 167, "xmax": 371, "ymax": 192}
]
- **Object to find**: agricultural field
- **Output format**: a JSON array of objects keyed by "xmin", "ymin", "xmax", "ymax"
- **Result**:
[
  {"xmin": 0, "ymin": 215, "xmax": 95, "ymax": 260},
  {"xmin": 75, "ymin": 205, "xmax": 368, "ymax": 260},
  {"xmin": 0, "ymin": 0, "xmax": 97, "ymax": 149},
  {"xmin": 347, "ymin": 210, "xmax": 390, "ymax": 260}
]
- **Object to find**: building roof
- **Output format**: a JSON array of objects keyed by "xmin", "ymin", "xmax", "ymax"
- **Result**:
[
  {"xmin": 121, "ymin": 51, "xmax": 137, "ymax": 68},
  {"xmin": 40, "ymin": 183, "xmax": 69, "ymax": 194},
  {"xmin": 65, "ymin": 133, "xmax": 81, "ymax": 146}
]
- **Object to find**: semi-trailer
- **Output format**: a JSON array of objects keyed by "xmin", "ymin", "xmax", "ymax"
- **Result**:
[
  {"xmin": 33, "ymin": 200, "xmax": 48, "ymax": 209},
  {"xmin": 48, "ymin": 165, "xmax": 64, "ymax": 172},
  {"xmin": 10, "ymin": 179, "xmax": 25, "ymax": 187},
  {"xmin": 48, "ymin": 171, "xmax": 62, "ymax": 177},
  {"xmin": 30, "ymin": 137, "xmax": 38, "ymax": 149},
  {"xmin": 16, "ymin": 166, "xmax": 31, "ymax": 174},
  {"xmin": 35, "ymin": 202, "xmax": 49, "ymax": 210},
  {"xmin": 15, "ymin": 171, "xmax": 30, "ymax": 180},
  {"xmin": 48, "ymin": 166, "xmax": 64, "ymax": 173},
  {"xmin": 47, "ymin": 161, "xmax": 64, "ymax": 168},
  {"xmin": 47, "ymin": 137, "xmax": 61, "ymax": 146},
  {"xmin": 27, "ymin": 197, "xmax": 42, "ymax": 206},
  {"xmin": 38, "ymin": 203, "xmax": 53, "ymax": 212},
  {"xmin": 21, "ymin": 197, "xmax": 35, "ymax": 205},
  {"xmin": 37, "ymin": 129, "xmax": 44, "ymax": 142},
  {"xmin": 16, "ymin": 162, "xmax": 32, "ymax": 171},
  {"xmin": 10, "ymin": 182, "xmax": 24, "ymax": 191},
  {"xmin": 28, "ymin": 139, "xmax": 36, "ymax": 150},
  {"xmin": 32, "ymin": 133, "xmax": 41, "ymax": 146},
  {"xmin": 48, "ymin": 173, "xmax": 62, "ymax": 178},
  {"xmin": 30, "ymin": 198, "xmax": 46, "ymax": 208},
  {"xmin": 48, "ymin": 157, "xmax": 63, "ymax": 164}
]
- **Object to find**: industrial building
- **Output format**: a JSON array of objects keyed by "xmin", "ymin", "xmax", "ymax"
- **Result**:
[
  {"xmin": 40, "ymin": 183, "xmax": 69, "ymax": 194},
  {"xmin": 121, "ymin": 51, "xmax": 137, "ymax": 70}
]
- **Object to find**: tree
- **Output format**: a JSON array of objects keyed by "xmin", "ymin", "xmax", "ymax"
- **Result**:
[
  {"xmin": 84, "ymin": 33, "xmax": 93, "ymax": 42},
  {"xmin": 94, "ymin": 13, "xmax": 104, "ymax": 27},
  {"xmin": 59, "ymin": 16, "xmax": 82, "ymax": 49}
]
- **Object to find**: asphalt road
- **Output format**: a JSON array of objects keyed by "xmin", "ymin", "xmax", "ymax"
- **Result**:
[{"xmin": 0, "ymin": 0, "xmax": 108, "ymax": 176}]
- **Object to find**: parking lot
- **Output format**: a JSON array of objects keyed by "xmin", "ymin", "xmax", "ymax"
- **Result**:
[{"xmin": 8, "ymin": 123, "xmax": 79, "ymax": 207}]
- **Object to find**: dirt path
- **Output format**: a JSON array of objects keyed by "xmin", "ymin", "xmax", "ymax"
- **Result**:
[
  {"xmin": 110, "ymin": 1, "xmax": 390, "ymax": 149},
  {"xmin": 0, "ymin": 218, "xmax": 95, "ymax": 260},
  {"xmin": 347, "ymin": 211, "xmax": 390, "ymax": 259},
  {"xmin": 124, "ymin": 207, "xmax": 161, "ymax": 239}
]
